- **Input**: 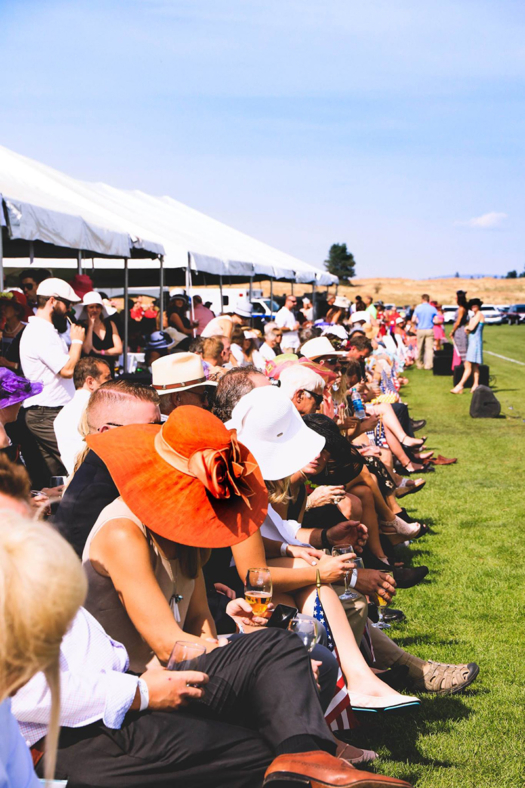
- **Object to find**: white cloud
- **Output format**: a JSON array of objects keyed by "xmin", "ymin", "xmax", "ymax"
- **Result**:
[{"xmin": 455, "ymin": 212, "xmax": 507, "ymax": 229}]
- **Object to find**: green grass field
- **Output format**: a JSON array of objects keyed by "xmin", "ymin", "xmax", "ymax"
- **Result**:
[{"xmin": 351, "ymin": 324, "xmax": 525, "ymax": 788}]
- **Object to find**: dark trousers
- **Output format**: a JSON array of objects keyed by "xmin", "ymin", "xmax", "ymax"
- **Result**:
[
  {"xmin": 45, "ymin": 629, "xmax": 336, "ymax": 788},
  {"xmin": 20, "ymin": 405, "xmax": 67, "ymax": 488},
  {"xmin": 391, "ymin": 402, "xmax": 413, "ymax": 438}
]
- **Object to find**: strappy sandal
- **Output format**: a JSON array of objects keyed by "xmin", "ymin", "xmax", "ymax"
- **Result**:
[
  {"xmin": 395, "ymin": 478, "xmax": 426, "ymax": 498},
  {"xmin": 379, "ymin": 515, "xmax": 428, "ymax": 540}
]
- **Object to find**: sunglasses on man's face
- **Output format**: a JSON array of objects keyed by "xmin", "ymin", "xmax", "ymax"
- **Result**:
[
  {"xmin": 305, "ymin": 390, "xmax": 324, "ymax": 406},
  {"xmin": 56, "ymin": 297, "xmax": 73, "ymax": 309},
  {"xmin": 22, "ymin": 282, "xmax": 36, "ymax": 291}
]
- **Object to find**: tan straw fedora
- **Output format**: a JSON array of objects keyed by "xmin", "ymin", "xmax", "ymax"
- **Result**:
[{"xmin": 151, "ymin": 352, "xmax": 217, "ymax": 395}]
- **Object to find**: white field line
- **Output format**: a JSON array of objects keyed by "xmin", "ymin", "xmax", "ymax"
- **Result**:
[{"xmin": 485, "ymin": 350, "xmax": 525, "ymax": 367}]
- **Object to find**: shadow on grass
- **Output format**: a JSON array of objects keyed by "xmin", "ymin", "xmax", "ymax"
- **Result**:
[{"xmin": 348, "ymin": 693, "xmax": 474, "ymax": 777}]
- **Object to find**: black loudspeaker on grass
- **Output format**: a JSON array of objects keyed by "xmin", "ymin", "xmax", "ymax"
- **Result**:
[{"xmin": 470, "ymin": 386, "xmax": 501, "ymax": 419}]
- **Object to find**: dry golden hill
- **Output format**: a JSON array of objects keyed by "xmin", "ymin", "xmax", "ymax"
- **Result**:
[{"xmin": 261, "ymin": 277, "xmax": 524, "ymax": 306}]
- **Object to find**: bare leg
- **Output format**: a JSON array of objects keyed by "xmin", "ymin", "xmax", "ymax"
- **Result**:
[
  {"xmin": 373, "ymin": 403, "xmax": 424, "ymax": 448},
  {"xmin": 471, "ymin": 363, "xmax": 480, "ymax": 391},
  {"xmin": 383, "ymin": 425, "xmax": 424, "ymax": 472},
  {"xmin": 451, "ymin": 361, "xmax": 471, "ymax": 393},
  {"xmin": 341, "ymin": 484, "xmax": 389, "ymax": 562}
]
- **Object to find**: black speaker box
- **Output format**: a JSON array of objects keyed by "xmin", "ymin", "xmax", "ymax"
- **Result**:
[
  {"xmin": 470, "ymin": 385, "xmax": 501, "ymax": 418},
  {"xmin": 453, "ymin": 363, "xmax": 489, "ymax": 388},
  {"xmin": 433, "ymin": 356, "xmax": 453, "ymax": 376},
  {"xmin": 435, "ymin": 343, "xmax": 453, "ymax": 357}
]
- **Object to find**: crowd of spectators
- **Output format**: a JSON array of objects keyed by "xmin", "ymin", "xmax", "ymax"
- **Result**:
[{"xmin": 0, "ymin": 276, "xmax": 481, "ymax": 788}]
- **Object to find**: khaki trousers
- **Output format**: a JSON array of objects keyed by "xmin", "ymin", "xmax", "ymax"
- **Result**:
[
  {"xmin": 332, "ymin": 585, "xmax": 405, "ymax": 668},
  {"xmin": 416, "ymin": 328, "xmax": 434, "ymax": 369}
]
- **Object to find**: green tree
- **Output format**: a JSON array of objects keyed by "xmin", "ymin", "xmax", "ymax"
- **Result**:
[
  {"xmin": 506, "ymin": 270, "xmax": 517, "ymax": 279},
  {"xmin": 324, "ymin": 243, "xmax": 356, "ymax": 283}
]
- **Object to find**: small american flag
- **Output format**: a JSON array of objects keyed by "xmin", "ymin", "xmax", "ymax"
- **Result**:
[{"xmin": 313, "ymin": 571, "xmax": 359, "ymax": 731}]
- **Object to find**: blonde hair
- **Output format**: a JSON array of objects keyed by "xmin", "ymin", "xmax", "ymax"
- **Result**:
[
  {"xmin": 265, "ymin": 476, "xmax": 292, "ymax": 505},
  {"xmin": 0, "ymin": 515, "xmax": 87, "ymax": 782}
]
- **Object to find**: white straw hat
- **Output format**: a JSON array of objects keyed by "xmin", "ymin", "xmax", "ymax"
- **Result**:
[
  {"xmin": 75, "ymin": 290, "xmax": 110, "ymax": 321},
  {"xmin": 300, "ymin": 336, "xmax": 347, "ymax": 360},
  {"xmin": 226, "ymin": 386, "xmax": 325, "ymax": 480},
  {"xmin": 36, "ymin": 278, "xmax": 81, "ymax": 303},
  {"xmin": 233, "ymin": 297, "xmax": 253, "ymax": 317},
  {"xmin": 350, "ymin": 311, "xmax": 371, "ymax": 324},
  {"xmin": 151, "ymin": 352, "xmax": 217, "ymax": 395}
]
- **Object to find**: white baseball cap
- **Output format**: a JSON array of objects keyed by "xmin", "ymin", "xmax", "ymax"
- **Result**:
[
  {"xmin": 226, "ymin": 386, "xmax": 325, "ymax": 480},
  {"xmin": 36, "ymin": 278, "xmax": 81, "ymax": 303}
]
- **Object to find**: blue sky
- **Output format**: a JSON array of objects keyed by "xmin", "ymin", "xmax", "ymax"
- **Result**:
[{"xmin": 1, "ymin": 0, "xmax": 524, "ymax": 277}]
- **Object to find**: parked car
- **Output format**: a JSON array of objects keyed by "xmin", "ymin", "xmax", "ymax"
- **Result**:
[
  {"xmin": 507, "ymin": 304, "xmax": 525, "ymax": 324},
  {"xmin": 495, "ymin": 305, "xmax": 510, "ymax": 323},
  {"xmin": 480, "ymin": 305, "xmax": 504, "ymax": 325},
  {"xmin": 442, "ymin": 305, "xmax": 457, "ymax": 324}
]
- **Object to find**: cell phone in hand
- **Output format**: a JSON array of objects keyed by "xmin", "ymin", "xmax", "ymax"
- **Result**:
[{"xmin": 267, "ymin": 604, "xmax": 298, "ymax": 630}]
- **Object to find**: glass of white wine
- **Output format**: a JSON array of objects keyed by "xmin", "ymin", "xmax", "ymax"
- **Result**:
[
  {"xmin": 289, "ymin": 618, "xmax": 319, "ymax": 652},
  {"xmin": 244, "ymin": 568, "xmax": 273, "ymax": 615},
  {"xmin": 331, "ymin": 544, "xmax": 358, "ymax": 601},
  {"xmin": 374, "ymin": 570, "xmax": 394, "ymax": 630}
]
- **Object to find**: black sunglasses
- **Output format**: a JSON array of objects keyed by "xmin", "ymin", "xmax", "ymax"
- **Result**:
[
  {"xmin": 305, "ymin": 390, "xmax": 324, "ymax": 406},
  {"xmin": 57, "ymin": 297, "xmax": 73, "ymax": 309}
]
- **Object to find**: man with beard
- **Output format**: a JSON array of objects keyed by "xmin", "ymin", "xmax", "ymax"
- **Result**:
[{"xmin": 19, "ymin": 278, "xmax": 85, "ymax": 487}]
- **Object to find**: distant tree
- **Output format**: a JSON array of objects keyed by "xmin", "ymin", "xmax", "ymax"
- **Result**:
[
  {"xmin": 506, "ymin": 270, "xmax": 518, "ymax": 279},
  {"xmin": 324, "ymin": 243, "xmax": 356, "ymax": 283},
  {"xmin": 455, "ymin": 272, "xmax": 460, "ymax": 278}
]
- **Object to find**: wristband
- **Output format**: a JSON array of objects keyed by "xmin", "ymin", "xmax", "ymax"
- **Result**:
[
  {"xmin": 320, "ymin": 529, "xmax": 331, "ymax": 550},
  {"xmin": 71, "ymin": 339, "xmax": 83, "ymax": 345},
  {"xmin": 348, "ymin": 568, "xmax": 358, "ymax": 588},
  {"xmin": 137, "ymin": 677, "xmax": 149, "ymax": 711},
  {"xmin": 280, "ymin": 542, "xmax": 289, "ymax": 557}
]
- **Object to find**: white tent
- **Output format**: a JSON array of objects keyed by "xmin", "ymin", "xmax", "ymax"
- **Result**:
[{"xmin": 0, "ymin": 145, "xmax": 337, "ymax": 286}]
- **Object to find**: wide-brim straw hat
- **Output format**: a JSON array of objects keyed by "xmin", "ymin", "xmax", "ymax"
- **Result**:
[
  {"xmin": 75, "ymin": 291, "xmax": 110, "ymax": 321},
  {"xmin": 151, "ymin": 352, "xmax": 218, "ymax": 395},
  {"xmin": 86, "ymin": 406, "xmax": 268, "ymax": 548},
  {"xmin": 300, "ymin": 336, "xmax": 347, "ymax": 361},
  {"xmin": 225, "ymin": 386, "xmax": 325, "ymax": 481},
  {"xmin": 0, "ymin": 368, "xmax": 43, "ymax": 408}
]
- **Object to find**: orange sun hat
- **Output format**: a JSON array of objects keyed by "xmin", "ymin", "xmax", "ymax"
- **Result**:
[{"xmin": 86, "ymin": 406, "xmax": 268, "ymax": 548}]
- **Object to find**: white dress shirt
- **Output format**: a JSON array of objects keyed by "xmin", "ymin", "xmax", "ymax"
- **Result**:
[
  {"xmin": 260, "ymin": 504, "xmax": 304, "ymax": 545},
  {"xmin": 12, "ymin": 608, "xmax": 139, "ymax": 747},
  {"xmin": 0, "ymin": 700, "xmax": 40, "ymax": 788},
  {"xmin": 53, "ymin": 388, "xmax": 91, "ymax": 474},
  {"xmin": 19, "ymin": 316, "xmax": 74, "ymax": 407},
  {"xmin": 275, "ymin": 307, "xmax": 299, "ymax": 350}
]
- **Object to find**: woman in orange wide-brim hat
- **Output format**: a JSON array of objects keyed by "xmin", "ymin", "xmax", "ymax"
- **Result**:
[{"xmin": 82, "ymin": 406, "xmax": 268, "ymax": 672}]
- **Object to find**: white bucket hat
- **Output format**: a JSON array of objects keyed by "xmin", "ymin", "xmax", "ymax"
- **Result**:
[
  {"xmin": 233, "ymin": 297, "xmax": 253, "ymax": 318},
  {"xmin": 151, "ymin": 352, "xmax": 217, "ymax": 395},
  {"xmin": 226, "ymin": 386, "xmax": 325, "ymax": 480},
  {"xmin": 300, "ymin": 336, "xmax": 347, "ymax": 360},
  {"xmin": 350, "ymin": 311, "xmax": 371, "ymax": 325},
  {"xmin": 75, "ymin": 290, "xmax": 110, "ymax": 321},
  {"xmin": 36, "ymin": 278, "xmax": 81, "ymax": 303},
  {"xmin": 333, "ymin": 295, "xmax": 350, "ymax": 309}
]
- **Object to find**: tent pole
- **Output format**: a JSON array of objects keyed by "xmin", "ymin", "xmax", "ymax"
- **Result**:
[
  {"xmin": 0, "ymin": 225, "xmax": 4, "ymax": 291},
  {"xmin": 29, "ymin": 241, "xmax": 34, "ymax": 266},
  {"xmin": 312, "ymin": 279, "xmax": 317, "ymax": 322},
  {"xmin": 159, "ymin": 255, "xmax": 165, "ymax": 329},
  {"xmin": 186, "ymin": 262, "xmax": 196, "ymax": 337},
  {"xmin": 249, "ymin": 276, "xmax": 253, "ymax": 326},
  {"xmin": 219, "ymin": 274, "xmax": 224, "ymax": 314},
  {"xmin": 77, "ymin": 250, "xmax": 82, "ymax": 275},
  {"xmin": 123, "ymin": 258, "xmax": 129, "ymax": 375},
  {"xmin": 270, "ymin": 276, "xmax": 274, "ymax": 319},
  {"xmin": 291, "ymin": 280, "xmax": 294, "ymax": 296}
]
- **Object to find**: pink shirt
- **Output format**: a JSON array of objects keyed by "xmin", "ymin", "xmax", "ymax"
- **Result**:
[{"xmin": 193, "ymin": 303, "xmax": 215, "ymax": 334}]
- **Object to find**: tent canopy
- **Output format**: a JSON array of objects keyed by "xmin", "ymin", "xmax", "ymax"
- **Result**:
[{"xmin": 0, "ymin": 145, "xmax": 336, "ymax": 286}]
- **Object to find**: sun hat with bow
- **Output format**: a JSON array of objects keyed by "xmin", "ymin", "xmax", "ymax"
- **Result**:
[
  {"xmin": 86, "ymin": 406, "xmax": 268, "ymax": 548},
  {"xmin": 0, "ymin": 369, "xmax": 43, "ymax": 409},
  {"xmin": 0, "ymin": 290, "xmax": 31, "ymax": 321},
  {"xmin": 225, "ymin": 386, "xmax": 325, "ymax": 481}
]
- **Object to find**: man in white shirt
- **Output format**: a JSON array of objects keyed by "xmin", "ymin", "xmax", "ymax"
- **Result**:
[
  {"xmin": 53, "ymin": 356, "xmax": 112, "ymax": 475},
  {"xmin": 19, "ymin": 278, "xmax": 85, "ymax": 487},
  {"xmin": 275, "ymin": 294, "xmax": 300, "ymax": 351}
]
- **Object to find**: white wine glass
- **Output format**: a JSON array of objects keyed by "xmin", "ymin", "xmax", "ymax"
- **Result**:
[{"xmin": 331, "ymin": 544, "xmax": 359, "ymax": 601}]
